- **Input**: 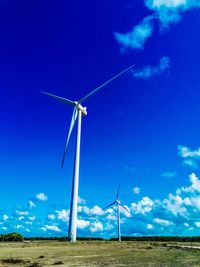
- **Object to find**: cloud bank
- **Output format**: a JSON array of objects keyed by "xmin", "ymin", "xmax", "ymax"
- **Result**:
[
  {"xmin": 2, "ymin": 175, "xmax": 200, "ymax": 237},
  {"xmin": 3, "ymin": 145, "xmax": 200, "ymax": 238}
]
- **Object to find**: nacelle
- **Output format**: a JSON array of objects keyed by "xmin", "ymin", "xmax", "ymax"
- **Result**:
[{"xmin": 77, "ymin": 104, "xmax": 87, "ymax": 116}]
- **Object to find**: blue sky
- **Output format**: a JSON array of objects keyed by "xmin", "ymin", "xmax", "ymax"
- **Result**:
[{"xmin": 1, "ymin": 0, "xmax": 200, "ymax": 237}]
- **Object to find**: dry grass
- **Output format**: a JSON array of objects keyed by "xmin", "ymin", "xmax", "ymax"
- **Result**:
[{"xmin": 0, "ymin": 241, "xmax": 200, "ymax": 267}]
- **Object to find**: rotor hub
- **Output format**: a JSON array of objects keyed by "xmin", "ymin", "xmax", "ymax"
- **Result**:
[{"xmin": 75, "ymin": 102, "xmax": 87, "ymax": 116}]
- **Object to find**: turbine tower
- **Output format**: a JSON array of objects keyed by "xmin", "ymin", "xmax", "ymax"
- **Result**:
[
  {"xmin": 41, "ymin": 65, "xmax": 134, "ymax": 242},
  {"xmin": 105, "ymin": 184, "xmax": 131, "ymax": 242}
]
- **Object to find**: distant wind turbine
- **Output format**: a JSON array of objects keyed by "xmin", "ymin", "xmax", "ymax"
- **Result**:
[
  {"xmin": 41, "ymin": 64, "xmax": 134, "ymax": 242},
  {"xmin": 105, "ymin": 184, "xmax": 131, "ymax": 242}
]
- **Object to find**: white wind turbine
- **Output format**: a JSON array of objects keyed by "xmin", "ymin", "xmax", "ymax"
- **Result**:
[
  {"xmin": 105, "ymin": 184, "xmax": 131, "ymax": 242},
  {"xmin": 41, "ymin": 65, "xmax": 134, "ymax": 242}
]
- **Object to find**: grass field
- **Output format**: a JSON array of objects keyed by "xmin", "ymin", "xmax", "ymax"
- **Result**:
[{"xmin": 1, "ymin": 241, "xmax": 200, "ymax": 267}]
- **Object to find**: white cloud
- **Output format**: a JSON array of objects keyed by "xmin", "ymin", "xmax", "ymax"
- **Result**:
[
  {"xmin": 3, "ymin": 214, "xmax": 9, "ymax": 221},
  {"xmin": 133, "ymin": 187, "xmax": 140, "ymax": 194},
  {"xmin": 82, "ymin": 205, "xmax": 105, "ymax": 216},
  {"xmin": 18, "ymin": 216, "xmax": 24, "ymax": 221},
  {"xmin": 178, "ymin": 145, "xmax": 200, "ymax": 169},
  {"xmin": 16, "ymin": 210, "xmax": 29, "ymax": 216},
  {"xmin": 89, "ymin": 206, "xmax": 105, "ymax": 216},
  {"xmin": 29, "ymin": 200, "xmax": 36, "ymax": 208},
  {"xmin": 56, "ymin": 209, "xmax": 69, "ymax": 222},
  {"xmin": 132, "ymin": 57, "xmax": 170, "ymax": 79},
  {"xmin": 184, "ymin": 197, "xmax": 191, "ymax": 206},
  {"xmin": 195, "ymin": 222, "xmax": 200, "ymax": 227},
  {"xmin": 147, "ymin": 0, "xmax": 187, "ymax": 9},
  {"xmin": 28, "ymin": 216, "xmax": 36, "ymax": 221},
  {"xmin": 48, "ymin": 214, "xmax": 56, "ymax": 220},
  {"xmin": 189, "ymin": 173, "xmax": 200, "ymax": 191},
  {"xmin": 106, "ymin": 214, "xmax": 117, "ymax": 221},
  {"xmin": 146, "ymin": 0, "xmax": 200, "ymax": 27},
  {"xmin": 181, "ymin": 173, "xmax": 200, "ymax": 193},
  {"xmin": 77, "ymin": 219, "xmax": 90, "ymax": 229},
  {"xmin": 105, "ymin": 208, "xmax": 114, "ymax": 214},
  {"xmin": 176, "ymin": 189, "xmax": 181, "ymax": 195},
  {"xmin": 164, "ymin": 193, "xmax": 188, "ymax": 216},
  {"xmin": 77, "ymin": 206, "xmax": 83, "ymax": 213},
  {"xmin": 90, "ymin": 221, "xmax": 103, "ymax": 232},
  {"xmin": 25, "ymin": 221, "xmax": 33, "ymax": 225},
  {"xmin": 182, "ymin": 159, "xmax": 198, "ymax": 169},
  {"xmin": 14, "ymin": 224, "xmax": 24, "ymax": 229},
  {"xmin": 45, "ymin": 225, "xmax": 61, "ymax": 232},
  {"xmin": 153, "ymin": 218, "xmax": 173, "ymax": 226},
  {"xmin": 115, "ymin": 0, "xmax": 200, "ymax": 50},
  {"xmin": 82, "ymin": 206, "xmax": 90, "ymax": 214},
  {"xmin": 178, "ymin": 145, "xmax": 200, "ymax": 159},
  {"xmin": 2, "ymin": 226, "xmax": 7, "ymax": 231},
  {"xmin": 162, "ymin": 173, "xmax": 200, "ymax": 220},
  {"xmin": 147, "ymin": 223, "xmax": 154, "ymax": 229},
  {"xmin": 190, "ymin": 196, "xmax": 200, "ymax": 211},
  {"xmin": 115, "ymin": 16, "xmax": 154, "ymax": 50},
  {"xmin": 78, "ymin": 196, "xmax": 86, "ymax": 204},
  {"xmin": 131, "ymin": 197, "xmax": 154, "ymax": 214},
  {"xmin": 36, "ymin": 193, "xmax": 48, "ymax": 201}
]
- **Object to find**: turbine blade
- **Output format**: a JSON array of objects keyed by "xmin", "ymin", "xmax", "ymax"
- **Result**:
[
  {"xmin": 61, "ymin": 107, "xmax": 78, "ymax": 168},
  {"xmin": 78, "ymin": 64, "xmax": 135, "ymax": 104},
  {"xmin": 119, "ymin": 203, "xmax": 131, "ymax": 215},
  {"xmin": 41, "ymin": 91, "xmax": 75, "ymax": 106},
  {"xmin": 116, "ymin": 183, "xmax": 120, "ymax": 199},
  {"xmin": 104, "ymin": 201, "xmax": 117, "ymax": 210}
]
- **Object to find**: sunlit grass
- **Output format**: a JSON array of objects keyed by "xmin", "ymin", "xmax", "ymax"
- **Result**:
[{"xmin": 0, "ymin": 241, "xmax": 200, "ymax": 266}]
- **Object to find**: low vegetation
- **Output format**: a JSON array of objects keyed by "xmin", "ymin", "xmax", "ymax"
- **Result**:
[
  {"xmin": 2, "ymin": 232, "xmax": 200, "ymax": 243},
  {"xmin": 25, "ymin": 235, "xmax": 200, "ymax": 242},
  {"xmin": 52, "ymin": 261, "xmax": 63, "ymax": 265},
  {"xmin": 27, "ymin": 263, "xmax": 41, "ymax": 267},
  {"xmin": 0, "ymin": 240, "xmax": 200, "ymax": 267},
  {"xmin": 1, "ymin": 258, "xmax": 26, "ymax": 264}
]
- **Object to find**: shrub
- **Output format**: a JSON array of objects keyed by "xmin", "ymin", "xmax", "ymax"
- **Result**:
[
  {"xmin": 1, "ymin": 258, "xmax": 25, "ymax": 264},
  {"xmin": 0, "ymin": 233, "xmax": 24, "ymax": 242}
]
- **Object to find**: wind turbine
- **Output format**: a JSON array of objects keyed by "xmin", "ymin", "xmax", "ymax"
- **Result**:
[
  {"xmin": 105, "ymin": 184, "xmax": 131, "ymax": 242},
  {"xmin": 41, "ymin": 64, "xmax": 134, "ymax": 242}
]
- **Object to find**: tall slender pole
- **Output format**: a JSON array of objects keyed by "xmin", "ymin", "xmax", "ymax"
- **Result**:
[
  {"xmin": 117, "ymin": 202, "xmax": 121, "ymax": 242},
  {"xmin": 68, "ymin": 109, "xmax": 82, "ymax": 242}
]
